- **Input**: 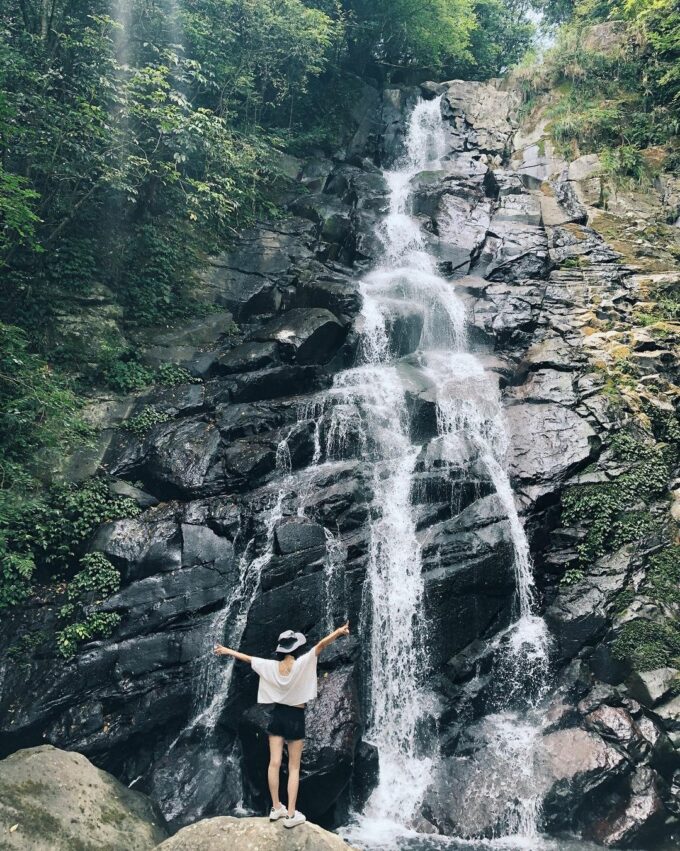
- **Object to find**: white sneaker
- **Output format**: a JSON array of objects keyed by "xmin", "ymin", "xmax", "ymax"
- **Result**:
[
  {"xmin": 283, "ymin": 810, "xmax": 306, "ymax": 828},
  {"xmin": 269, "ymin": 803, "xmax": 288, "ymax": 821}
]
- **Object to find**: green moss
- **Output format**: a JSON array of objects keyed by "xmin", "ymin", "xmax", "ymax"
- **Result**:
[
  {"xmin": 647, "ymin": 545, "xmax": 680, "ymax": 605},
  {"xmin": 613, "ymin": 588, "xmax": 635, "ymax": 613},
  {"xmin": 612, "ymin": 618, "xmax": 680, "ymax": 670},
  {"xmin": 0, "ymin": 780, "xmax": 91, "ymax": 850},
  {"xmin": 561, "ymin": 432, "xmax": 669, "ymax": 564},
  {"xmin": 98, "ymin": 805, "xmax": 128, "ymax": 827},
  {"xmin": 122, "ymin": 406, "xmax": 171, "ymax": 438}
]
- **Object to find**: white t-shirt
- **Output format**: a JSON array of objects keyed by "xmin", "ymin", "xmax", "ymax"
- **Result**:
[{"xmin": 251, "ymin": 649, "xmax": 318, "ymax": 705}]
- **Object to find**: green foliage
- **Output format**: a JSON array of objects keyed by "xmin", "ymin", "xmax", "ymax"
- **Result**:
[
  {"xmin": 561, "ymin": 431, "xmax": 669, "ymax": 564},
  {"xmin": 612, "ymin": 618, "xmax": 680, "ymax": 670},
  {"xmin": 57, "ymin": 612, "xmax": 122, "ymax": 659},
  {"xmin": 0, "ymin": 477, "xmax": 139, "ymax": 610},
  {"xmin": 0, "ymin": 323, "xmax": 82, "ymax": 479},
  {"xmin": 519, "ymin": 1, "xmax": 680, "ymax": 169},
  {"xmin": 123, "ymin": 406, "xmax": 171, "ymax": 437},
  {"xmin": 156, "ymin": 363, "xmax": 202, "ymax": 386},
  {"xmin": 66, "ymin": 552, "xmax": 121, "ymax": 602},
  {"xmin": 600, "ymin": 144, "xmax": 647, "ymax": 182},
  {"xmin": 56, "ymin": 552, "xmax": 121, "ymax": 658},
  {"xmin": 561, "ymin": 567, "xmax": 584, "ymax": 586},
  {"xmin": 98, "ymin": 351, "xmax": 155, "ymax": 393},
  {"xmin": 647, "ymin": 545, "xmax": 680, "ymax": 605},
  {"xmin": 28, "ymin": 478, "xmax": 140, "ymax": 568}
]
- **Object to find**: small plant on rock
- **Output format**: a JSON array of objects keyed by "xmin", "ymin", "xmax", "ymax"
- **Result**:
[
  {"xmin": 56, "ymin": 552, "xmax": 122, "ymax": 659},
  {"xmin": 122, "ymin": 406, "xmax": 171, "ymax": 438}
]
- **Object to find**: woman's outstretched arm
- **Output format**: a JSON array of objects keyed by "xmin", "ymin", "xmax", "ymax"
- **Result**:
[
  {"xmin": 214, "ymin": 644, "xmax": 253, "ymax": 664},
  {"xmin": 315, "ymin": 621, "xmax": 350, "ymax": 657}
]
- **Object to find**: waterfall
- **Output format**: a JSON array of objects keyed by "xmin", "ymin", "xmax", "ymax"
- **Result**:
[{"xmin": 337, "ymin": 96, "xmax": 550, "ymax": 846}]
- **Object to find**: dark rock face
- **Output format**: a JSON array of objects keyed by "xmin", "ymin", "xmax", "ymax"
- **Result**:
[
  {"xmin": 3, "ymin": 78, "xmax": 680, "ymax": 848},
  {"xmin": 239, "ymin": 667, "xmax": 361, "ymax": 822}
]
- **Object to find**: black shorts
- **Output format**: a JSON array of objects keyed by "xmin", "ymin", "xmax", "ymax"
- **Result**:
[{"xmin": 267, "ymin": 703, "xmax": 306, "ymax": 741}]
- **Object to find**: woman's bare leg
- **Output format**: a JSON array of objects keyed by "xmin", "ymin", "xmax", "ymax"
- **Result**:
[
  {"xmin": 286, "ymin": 739, "xmax": 304, "ymax": 815},
  {"xmin": 268, "ymin": 735, "xmax": 284, "ymax": 808}
]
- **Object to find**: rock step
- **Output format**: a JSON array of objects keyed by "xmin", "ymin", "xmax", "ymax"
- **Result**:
[{"xmin": 156, "ymin": 816, "xmax": 356, "ymax": 850}]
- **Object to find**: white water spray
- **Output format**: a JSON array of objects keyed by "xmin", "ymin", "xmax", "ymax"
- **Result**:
[{"xmin": 337, "ymin": 96, "xmax": 550, "ymax": 846}]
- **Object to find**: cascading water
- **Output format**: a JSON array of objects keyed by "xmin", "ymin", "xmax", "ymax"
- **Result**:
[
  {"xmin": 153, "ymin": 94, "xmax": 552, "ymax": 844},
  {"xmin": 332, "ymin": 96, "xmax": 551, "ymax": 847}
]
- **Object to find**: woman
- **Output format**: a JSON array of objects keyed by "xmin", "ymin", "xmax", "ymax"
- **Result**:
[{"xmin": 214, "ymin": 621, "xmax": 350, "ymax": 828}]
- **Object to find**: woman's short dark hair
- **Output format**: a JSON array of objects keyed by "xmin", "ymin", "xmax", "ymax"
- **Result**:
[{"xmin": 275, "ymin": 645, "xmax": 306, "ymax": 661}]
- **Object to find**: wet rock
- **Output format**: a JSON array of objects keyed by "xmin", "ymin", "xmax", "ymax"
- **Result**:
[
  {"xmin": 275, "ymin": 521, "xmax": 326, "ymax": 555},
  {"xmin": 156, "ymin": 816, "xmax": 356, "ymax": 851},
  {"xmin": 229, "ymin": 365, "xmax": 328, "ymax": 404},
  {"xmin": 142, "ymin": 419, "xmax": 224, "ymax": 498},
  {"xmin": 540, "ymin": 727, "xmax": 630, "ymax": 831},
  {"xmin": 252, "ymin": 309, "xmax": 346, "ymax": 365},
  {"xmin": 506, "ymin": 403, "xmax": 598, "ymax": 486},
  {"xmin": 653, "ymin": 695, "xmax": 680, "ymax": 746},
  {"xmin": 352, "ymin": 741, "xmax": 379, "ymax": 809},
  {"xmin": 584, "ymin": 705, "xmax": 647, "ymax": 761},
  {"xmin": 136, "ymin": 384, "xmax": 206, "ymax": 418},
  {"xmin": 202, "ymin": 222, "xmax": 313, "ymax": 318},
  {"xmin": 545, "ymin": 547, "xmax": 632, "ymax": 660},
  {"xmin": 587, "ymin": 767, "xmax": 667, "ymax": 847},
  {"xmin": 213, "ymin": 341, "xmax": 280, "ymax": 375},
  {"xmin": 627, "ymin": 668, "xmax": 680, "ymax": 708},
  {"xmin": 382, "ymin": 300, "xmax": 425, "ymax": 356},
  {"xmin": 92, "ymin": 517, "xmax": 183, "ymax": 583},
  {"xmin": 0, "ymin": 745, "xmax": 167, "ymax": 850},
  {"xmin": 295, "ymin": 273, "xmax": 361, "ymax": 321}
]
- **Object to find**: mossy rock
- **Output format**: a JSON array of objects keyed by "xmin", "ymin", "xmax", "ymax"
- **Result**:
[{"xmin": 0, "ymin": 745, "xmax": 168, "ymax": 850}]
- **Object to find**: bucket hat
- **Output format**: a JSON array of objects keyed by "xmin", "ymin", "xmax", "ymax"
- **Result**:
[{"xmin": 276, "ymin": 630, "xmax": 307, "ymax": 654}]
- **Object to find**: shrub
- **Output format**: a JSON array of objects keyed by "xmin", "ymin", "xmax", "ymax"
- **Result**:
[
  {"xmin": 55, "ymin": 552, "xmax": 122, "ymax": 658},
  {"xmin": 156, "ymin": 363, "xmax": 201, "ymax": 387},
  {"xmin": 561, "ymin": 432, "xmax": 669, "ymax": 564},
  {"xmin": 123, "ymin": 406, "xmax": 171, "ymax": 438},
  {"xmin": 612, "ymin": 618, "xmax": 680, "ymax": 670},
  {"xmin": 56, "ymin": 613, "xmax": 122, "ymax": 659}
]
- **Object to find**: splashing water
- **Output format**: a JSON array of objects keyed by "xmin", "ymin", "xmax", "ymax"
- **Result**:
[{"xmin": 337, "ymin": 96, "xmax": 550, "ymax": 847}]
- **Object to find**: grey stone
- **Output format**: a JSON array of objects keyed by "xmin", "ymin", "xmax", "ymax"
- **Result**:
[
  {"xmin": 627, "ymin": 668, "xmax": 680, "ymax": 708},
  {"xmin": 213, "ymin": 341, "xmax": 280, "ymax": 375},
  {"xmin": 109, "ymin": 480, "xmax": 159, "ymax": 508},
  {"xmin": 0, "ymin": 746, "xmax": 167, "ymax": 850},
  {"xmin": 506, "ymin": 403, "xmax": 598, "ymax": 484},
  {"xmin": 252, "ymin": 308, "xmax": 346, "ymax": 365},
  {"xmin": 156, "ymin": 817, "xmax": 355, "ymax": 851},
  {"xmin": 275, "ymin": 521, "xmax": 326, "ymax": 555}
]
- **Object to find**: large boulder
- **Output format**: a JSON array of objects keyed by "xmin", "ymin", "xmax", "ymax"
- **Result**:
[
  {"xmin": 506, "ymin": 402, "xmax": 598, "ymax": 486},
  {"xmin": 156, "ymin": 816, "xmax": 356, "ymax": 850},
  {"xmin": 0, "ymin": 745, "xmax": 167, "ymax": 850},
  {"xmin": 252, "ymin": 308, "xmax": 347, "ymax": 366}
]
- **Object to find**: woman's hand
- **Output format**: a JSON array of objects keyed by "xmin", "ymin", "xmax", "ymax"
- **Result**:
[
  {"xmin": 214, "ymin": 644, "xmax": 232, "ymax": 656},
  {"xmin": 316, "ymin": 621, "xmax": 351, "ymax": 656}
]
